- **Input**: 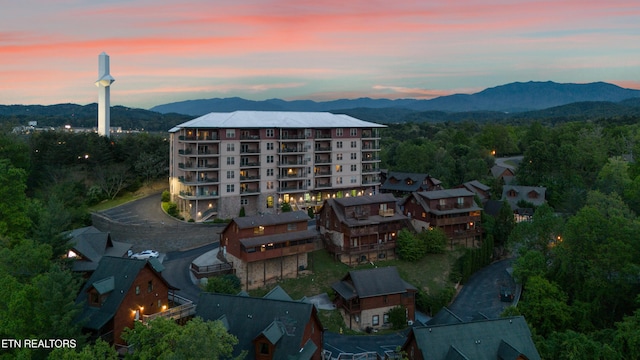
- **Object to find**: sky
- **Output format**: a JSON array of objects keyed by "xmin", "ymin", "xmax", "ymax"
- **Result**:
[{"xmin": 1, "ymin": 0, "xmax": 640, "ymax": 109}]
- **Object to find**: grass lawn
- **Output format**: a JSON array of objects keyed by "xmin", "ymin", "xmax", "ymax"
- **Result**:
[
  {"xmin": 248, "ymin": 248, "xmax": 460, "ymax": 333},
  {"xmin": 88, "ymin": 181, "xmax": 168, "ymax": 212}
]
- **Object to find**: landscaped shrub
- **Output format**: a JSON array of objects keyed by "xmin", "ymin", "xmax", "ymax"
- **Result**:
[
  {"xmin": 388, "ymin": 306, "xmax": 407, "ymax": 330},
  {"xmin": 166, "ymin": 202, "xmax": 179, "ymax": 217},
  {"xmin": 161, "ymin": 190, "xmax": 170, "ymax": 202},
  {"xmin": 396, "ymin": 229, "xmax": 426, "ymax": 262}
]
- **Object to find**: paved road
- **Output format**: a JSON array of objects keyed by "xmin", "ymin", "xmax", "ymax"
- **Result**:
[
  {"xmin": 162, "ymin": 242, "xmax": 220, "ymax": 303},
  {"xmin": 495, "ymin": 155, "xmax": 523, "ymax": 171},
  {"xmin": 448, "ymin": 257, "xmax": 517, "ymax": 321}
]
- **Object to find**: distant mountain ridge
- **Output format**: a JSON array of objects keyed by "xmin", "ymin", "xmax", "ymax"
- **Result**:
[{"xmin": 149, "ymin": 81, "xmax": 640, "ymax": 116}]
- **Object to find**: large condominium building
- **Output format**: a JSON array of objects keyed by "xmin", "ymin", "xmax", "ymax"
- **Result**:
[{"xmin": 169, "ymin": 111, "xmax": 386, "ymax": 221}]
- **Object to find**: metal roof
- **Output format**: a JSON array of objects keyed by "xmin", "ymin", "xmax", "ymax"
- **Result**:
[{"xmin": 169, "ymin": 110, "xmax": 386, "ymax": 132}]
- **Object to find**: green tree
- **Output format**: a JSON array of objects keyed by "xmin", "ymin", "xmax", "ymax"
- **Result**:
[
  {"xmin": 204, "ymin": 274, "xmax": 242, "ymax": 294},
  {"xmin": 388, "ymin": 306, "xmax": 407, "ymax": 330},
  {"xmin": 280, "ymin": 202, "xmax": 292, "ymax": 212},
  {"xmin": 492, "ymin": 200, "xmax": 515, "ymax": 252},
  {"xmin": 395, "ymin": 229, "xmax": 426, "ymax": 262},
  {"xmin": 418, "ymin": 227, "xmax": 447, "ymax": 254},
  {"xmin": 0, "ymin": 159, "xmax": 32, "ymax": 240},
  {"xmin": 518, "ymin": 276, "xmax": 572, "ymax": 338},
  {"xmin": 48, "ymin": 339, "xmax": 118, "ymax": 360},
  {"xmin": 121, "ymin": 317, "xmax": 244, "ymax": 360},
  {"xmin": 595, "ymin": 156, "xmax": 631, "ymax": 196}
]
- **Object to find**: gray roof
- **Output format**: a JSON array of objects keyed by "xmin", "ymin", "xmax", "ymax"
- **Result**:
[
  {"xmin": 409, "ymin": 191, "xmax": 483, "ymax": 216},
  {"xmin": 502, "ymin": 185, "xmax": 547, "ymax": 210},
  {"xmin": 169, "ymin": 111, "xmax": 386, "ymax": 132},
  {"xmin": 196, "ymin": 292, "xmax": 320, "ymax": 360},
  {"xmin": 332, "ymin": 266, "xmax": 416, "ymax": 300},
  {"xmin": 416, "ymin": 188, "xmax": 475, "ymax": 200},
  {"xmin": 322, "ymin": 194, "xmax": 407, "ymax": 227},
  {"xmin": 239, "ymin": 228, "xmax": 317, "ymax": 248},
  {"xmin": 380, "ymin": 172, "xmax": 442, "ymax": 193},
  {"xmin": 75, "ymin": 257, "xmax": 175, "ymax": 330},
  {"xmin": 460, "ymin": 180, "xmax": 490, "ymax": 192},
  {"xmin": 231, "ymin": 210, "xmax": 309, "ymax": 229},
  {"xmin": 66, "ymin": 226, "xmax": 132, "ymax": 272},
  {"xmin": 410, "ymin": 316, "xmax": 540, "ymax": 360}
]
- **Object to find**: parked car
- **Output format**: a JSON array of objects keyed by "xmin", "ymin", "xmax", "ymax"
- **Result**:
[
  {"xmin": 130, "ymin": 250, "xmax": 159, "ymax": 259},
  {"xmin": 499, "ymin": 286, "xmax": 514, "ymax": 302}
]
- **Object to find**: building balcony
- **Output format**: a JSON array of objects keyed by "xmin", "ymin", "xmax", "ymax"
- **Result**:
[
  {"xmin": 361, "ymin": 155, "xmax": 381, "ymax": 163},
  {"xmin": 142, "ymin": 294, "xmax": 196, "ymax": 324},
  {"xmin": 240, "ymin": 175, "xmax": 261, "ymax": 182},
  {"xmin": 362, "ymin": 177, "xmax": 381, "ymax": 185},
  {"xmin": 361, "ymin": 166, "xmax": 380, "ymax": 174},
  {"xmin": 323, "ymin": 238, "xmax": 396, "ymax": 257},
  {"xmin": 240, "ymin": 188, "xmax": 261, "ymax": 195},
  {"xmin": 314, "ymin": 158, "xmax": 332, "ymax": 165},
  {"xmin": 278, "ymin": 160, "xmax": 307, "ymax": 167},
  {"xmin": 379, "ymin": 209, "xmax": 395, "ymax": 217},
  {"xmin": 314, "ymin": 145, "xmax": 332, "ymax": 152},
  {"xmin": 240, "ymin": 148, "xmax": 261, "ymax": 154},
  {"xmin": 278, "ymin": 146, "xmax": 310, "ymax": 154},
  {"xmin": 239, "ymin": 161, "xmax": 261, "ymax": 168},
  {"xmin": 240, "ymin": 134, "xmax": 261, "ymax": 141},
  {"xmin": 278, "ymin": 173, "xmax": 308, "ymax": 179},
  {"xmin": 178, "ymin": 135, "xmax": 220, "ymax": 142},
  {"xmin": 314, "ymin": 133, "xmax": 332, "ymax": 139},
  {"xmin": 314, "ymin": 170, "xmax": 332, "ymax": 177},
  {"xmin": 361, "ymin": 130, "xmax": 381, "ymax": 139},
  {"xmin": 178, "ymin": 176, "xmax": 219, "ymax": 185},
  {"xmin": 178, "ymin": 163, "xmax": 220, "ymax": 171},
  {"xmin": 178, "ymin": 190, "xmax": 219, "ymax": 200},
  {"xmin": 278, "ymin": 133, "xmax": 308, "ymax": 140}
]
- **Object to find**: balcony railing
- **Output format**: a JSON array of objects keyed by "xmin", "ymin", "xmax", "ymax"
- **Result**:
[
  {"xmin": 379, "ymin": 209, "xmax": 395, "ymax": 217},
  {"xmin": 314, "ymin": 159, "xmax": 331, "ymax": 165},
  {"xmin": 142, "ymin": 300, "xmax": 196, "ymax": 324},
  {"xmin": 314, "ymin": 145, "xmax": 332, "ymax": 152},
  {"xmin": 190, "ymin": 261, "xmax": 234, "ymax": 279},
  {"xmin": 240, "ymin": 161, "xmax": 261, "ymax": 167},
  {"xmin": 240, "ymin": 134, "xmax": 261, "ymax": 140},
  {"xmin": 240, "ymin": 148, "xmax": 261, "ymax": 154},
  {"xmin": 240, "ymin": 175, "xmax": 261, "ymax": 181},
  {"xmin": 179, "ymin": 135, "xmax": 220, "ymax": 141}
]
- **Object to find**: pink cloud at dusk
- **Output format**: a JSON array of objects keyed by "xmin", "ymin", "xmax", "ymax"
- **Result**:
[{"xmin": 0, "ymin": 0, "xmax": 639, "ymax": 108}]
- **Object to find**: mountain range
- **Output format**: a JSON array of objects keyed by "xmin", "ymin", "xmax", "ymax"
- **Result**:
[{"xmin": 149, "ymin": 81, "xmax": 640, "ymax": 116}]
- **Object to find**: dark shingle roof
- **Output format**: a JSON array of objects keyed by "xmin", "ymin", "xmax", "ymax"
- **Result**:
[
  {"xmin": 332, "ymin": 266, "xmax": 416, "ymax": 299},
  {"xmin": 66, "ymin": 226, "xmax": 132, "ymax": 272},
  {"xmin": 232, "ymin": 210, "xmax": 309, "ymax": 229},
  {"xmin": 322, "ymin": 194, "xmax": 407, "ymax": 227},
  {"xmin": 75, "ymin": 257, "xmax": 175, "ymax": 330},
  {"xmin": 196, "ymin": 292, "xmax": 319, "ymax": 360},
  {"xmin": 239, "ymin": 229, "xmax": 317, "ymax": 248},
  {"xmin": 410, "ymin": 316, "xmax": 540, "ymax": 360}
]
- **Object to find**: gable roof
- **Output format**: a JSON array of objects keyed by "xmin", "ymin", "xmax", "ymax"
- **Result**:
[
  {"xmin": 407, "ymin": 191, "xmax": 483, "ymax": 216},
  {"xmin": 490, "ymin": 165, "xmax": 515, "ymax": 178},
  {"xmin": 230, "ymin": 210, "xmax": 310, "ymax": 230},
  {"xmin": 321, "ymin": 194, "xmax": 407, "ymax": 227},
  {"xmin": 169, "ymin": 111, "xmax": 386, "ymax": 132},
  {"xmin": 408, "ymin": 316, "xmax": 540, "ymax": 360},
  {"xmin": 66, "ymin": 226, "xmax": 132, "ymax": 272},
  {"xmin": 75, "ymin": 257, "xmax": 176, "ymax": 330},
  {"xmin": 380, "ymin": 172, "xmax": 442, "ymax": 193},
  {"xmin": 196, "ymin": 292, "xmax": 320, "ymax": 360},
  {"xmin": 459, "ymin": 180, "xmax": 490, "ymax": 196},
  {"xmin": 332, "ymin": 266, "xmax": 416, "ymax": 300},
  {"xmin": 502, "ymin": 185, "xmax": 547, "ymax": 210}
]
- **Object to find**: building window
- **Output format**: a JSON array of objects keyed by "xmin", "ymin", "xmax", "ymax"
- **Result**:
[
  {"xmin": 336, "ymin": 128, "xmax": 343, "ymax": 137},
  {"xmin": 457, "ymin": 197, "xmax": 464, "ymax": 205},
  {"xmin": 267, "ymin": 196, "xmax": 274, "ymax": 208},
  {"xmin": 158, "ymin": 300, "xmax": 162, "ymax": 309},
  {"xmin": 350, "ymin": 128, "xmax": 357, "ymax": 136},
  {"xmin": 147, "ymin": 280, "xmax": 153, "ymax": 293},
  {"xmin": 336, "ymin": 177, "xmax": 343, "ymax": 184},
  {"xmin": 336, "ymin": 165, "xmax": 343, "ymax": 172},
  {"xmin": 135, "ymin": 285, "xmax": 140, "ymax": 295},
  {"xmin": 267, "ymin": 181, "xmax": 274, "ymax": 190},
  {"xmin": 226, "ymin": 129, "xmax": 235, "ymax": 138},
  {"xmin": 336, "ymin": 153, "xmax": 343, "ymax": 161},
  {"xmin": 90, "ymin": 291, "xmax": 100, "ymax": 305},
  {"xmin": 439, "ymin": 199, "xmax": 446, "ymax": 207},
  {"xmin": 384, "ymin": 313, "xmax": 390, "ymax": 324},
  {"xmin": 226, "ymin": 157, "xmax": 235, "ymax": 165},
  {"xmin": 351, "ymin": 153, "xmax": 357, "ymax": 160},
  {"xmin": 241, "ymin": 198, "xmax": 248, "ymax": 205},
  {"xmin": 226, "ymin": 171, "xmax": 234, "ymax": 179},
  {"xmin": 254, "ymin": 226, "xmax": 264, "ymax": 235},
  {"xmin": 351, "ymin": 164, "xmax": 357, "ymax": 171},
  {"xmin": 267, "ymin": 168, "xmax": 274, "ymax": 176},
  {"xmin": 336, "ymin": 141, "xmax": 343, "ymax": 148},
  {"xmin": 226, "ymin": 143, "xmax": 235, "ymax": 151},
  {"xmin": 226, "ymin": 184, "xmax": 235, "ymax": 193},
  {"xmin": 267, "ymin": 142, "xmax": 274, "ymax": 150},
  {"xmin": 267, "ymin": 155, "xmax": 274, "ymax": 163},
  {"xmin": 372, "ymin": 315, "xmax": 379, "ymax": 326},
  {"xmin": 350, "ymin": 176, "xmax": 357, "ymax": 183},
  {"xmin": 266, "ymin": 129, "xmax": 274, "ymax": 138},
  {"xmin": 260, "ymin": 342, "xmax": 270, "ymax": 355},
  {"xmin": 287, "ymin": 223, "xmax": 296, "ymax": 231},
  {"xmin": 351, "ymin": 140, "xmax": 357, "ymax": 148}
]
